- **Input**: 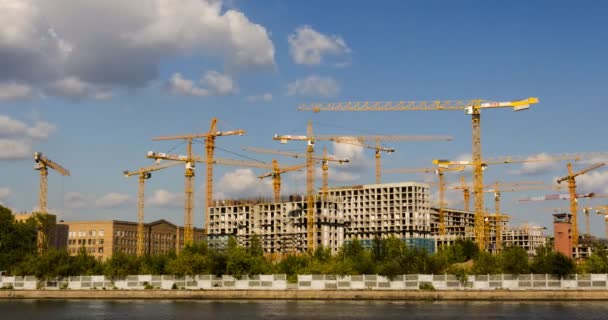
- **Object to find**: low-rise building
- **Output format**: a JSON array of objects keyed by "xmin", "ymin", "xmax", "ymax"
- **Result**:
[{"xmin": 61, "ymin": 219, "xmax": 204, "ymax": 261}]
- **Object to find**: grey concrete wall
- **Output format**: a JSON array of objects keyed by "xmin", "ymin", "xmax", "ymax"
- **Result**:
[{"xmin": 2, "ymin": 274, "xmax": 608, "ymax": 291}]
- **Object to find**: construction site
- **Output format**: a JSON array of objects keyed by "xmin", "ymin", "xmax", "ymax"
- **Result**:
[{"xmin": 15, "ymin": 97, "xmax": 608, "ymax": 263}]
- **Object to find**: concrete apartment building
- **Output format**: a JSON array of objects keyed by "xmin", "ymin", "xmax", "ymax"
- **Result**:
[
  {"xmin": 430, "ymin": 207, "xmax": 475, "ymax": 248},
  {"xmin": 326, "ymin": 182, "xmax": 434, "ymax": 252},
  {"xmin": 208, "ymin": 195, "xmax": 345, "ymax": 255},
  {"xmin": 501, "ymin": 224, "xmax": 547, "ymax": 256},
  {"xmin": 61, "ymin": 219, "xmax": 204, "ymax": 261}
]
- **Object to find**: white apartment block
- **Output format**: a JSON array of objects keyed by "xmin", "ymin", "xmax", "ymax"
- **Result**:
[
  {"xmin": 502, "ymin": 224, "xmax": 547, "ymax": 256},
  {"xmin": 430, "ymin": 207, "xmax": 475, "ymax": 247},
  {"xmin": 207, "ymin": 196, "xmax": 345, "ymax": 255},
  {"xmin": 326, "ymin": 182, "xmax": 434, "ymax": 252}
]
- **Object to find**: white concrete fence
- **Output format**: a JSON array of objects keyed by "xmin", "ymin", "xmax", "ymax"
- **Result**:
[{"xmin": 2, "ymin": 274, "xmax": 608, "ymax": 290}]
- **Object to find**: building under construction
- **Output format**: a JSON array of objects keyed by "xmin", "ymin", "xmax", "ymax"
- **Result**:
[
  {"xmin": 207, "ymin": 195, "xmax": 345, "ymax": 255},
  {"xmin": 208, "ymin": 182, "xmax": 434, "ymax": 254},
  {"xmin": 326, "ymin": 182, "xmax": 434, "ymax": 252},
  {"xmin": 430, "ymin": 207, "xmax": 475, "ymax": 247},
  {"xmin": 501, "ymin": 224, "xmax": 547, "ymax": 256},
  {"xmin": 430, "ymin": 207, "xmax": 547, "ymax": 255}
]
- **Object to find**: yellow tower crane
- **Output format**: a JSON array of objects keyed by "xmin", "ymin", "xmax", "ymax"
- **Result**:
[
  {"xmin": 243, "ymin": 146, "xmax": 349, "ymax": 200},
  {"xmin": 148, "ymin": 118, "xmax": 245, "ymax": 245},
  {"xmin": 325, "ymin": 135, "xmax": 452, "ymax": 184},
  {"xmin": 557, "ymin": 162, "xmax": 606, "ymax": 247},
  {"xmin": 482, "ymin": 181, "xmax": 563, "ymax": 252},
  {"xmin": 300, "ymin": 97, "xmax": 539, "ymax": 250},
  {"xmin": 123, "ymin": 161, "xmax": 182, "ymax": 256},
  {"xmin": 33, "ymin": 151, "xmax": 70, "ymax": 254},
  {"xmin": 272, "ymin": 121, "xmax": 362, "ymax": 252},
  {"xmin": 258, "ymin": 160, "xmax": 310, "ymax": 203},
  {"xmin": 583, "ymin": 206, "xmax": 608, "ymax": 239},
  {"xmin": 384, "ymin": 165, "xmax": 465, "ymax": 236},
  {"xmin": 431, "ymin": 151, "xmax": 593, "ymax": 248}
]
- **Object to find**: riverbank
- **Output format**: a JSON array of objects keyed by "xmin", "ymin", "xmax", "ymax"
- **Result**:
[{"xmin": 3, "ymin": 289, "xmax": 608, "ymax": 300}]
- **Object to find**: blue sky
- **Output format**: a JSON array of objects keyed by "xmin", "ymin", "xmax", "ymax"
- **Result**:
[{"xmin": 1, "ymin": 0, "xmax": 608, "ymax": 236}]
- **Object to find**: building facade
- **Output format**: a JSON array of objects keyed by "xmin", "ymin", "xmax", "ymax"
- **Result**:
[
  {"xmin": 61, "ymin": 219, "xmax": 203, "ymax": 261},
  {"xmin": 208, "ymin": 195, "xmax": 345, "ymax": 255},
  {"xmin": 327, "ymin": 182, "xmax": 434, "ymax": 252},
  {"xmin": 501, "ymin": 224, "xmax": 547, "ymax": 256}
]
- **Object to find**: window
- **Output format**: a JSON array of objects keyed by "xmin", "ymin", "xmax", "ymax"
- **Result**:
[
  {"xmin": 92, "ymin": 230, "xmax": 97, "ymax": 237},
  {"xmin": 99, "ymin": 230, "xmax": 105, "ymax": 237},
  {"xmin": 98, "ymin": 247, "xmax": 104, "ymax": 253}
]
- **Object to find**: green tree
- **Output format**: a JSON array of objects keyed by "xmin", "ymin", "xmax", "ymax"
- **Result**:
[
  {"xmin": 471, "ymin": 251, "xmax": 500, "ymax": 274},
  {"xmin": 71, "ymin": 247, "xmax": 103, "ymax": 275},
  {"xmin": 103, "ymin": 251, "xmax": 140, "ymax": 279},
  {"xmin": 499, "ymin": 246, "xmax": 530, "ymax": 275},
  {"xmin": 0, "ymin": 205, "xmax": 37, "ymax": 272},
  {"xmin": 531, "ymin": 246, "xmax": 575, "ymax": 277},
  {"xmin": 248, "ymin": 235, "xmax": 264, "ymax": 257}
]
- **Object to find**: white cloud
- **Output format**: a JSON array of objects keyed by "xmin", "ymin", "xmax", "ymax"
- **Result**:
[
  {"xmin": 508, "ymin": 153, "xmax": 562, "ymax": 175},
  {"xmin": 168, "ymin": 71, "xmax": 237, "ymax": 97},
  {"xmin": 288, "ymin": 25, "xmax": 350, "ymax": 66},
  {"xmin": 285, "ymin": 75, "xmax": 340, "ymax": 97},
  {"xmin": 146, "ymin": 189, "xmax": 183, "ymax": 207},
  {"xmin": 0, "ymin": 0, "xmax": 274, "ymax": 100},
  {"xmin": 48, "ymin": 76, "xmax": 112, "ymax": 100},
  {"xmin": 95, "ymin": 192, "xmax": 134, "ymax": 208},
  {"xmin": 0, "ymin": 187, "xmax": 13, "ymax": 200},
  {"xmin": 246, "ymin": 93, "xmax": 272, "ymax": 103},
  {"xmin": 0, "ymin": 114, "xmax": 55, "ymax": 160},
  {"xmin": 214, "ymin": 168, "xmax": 272, "ymax": 199},
  {"xmin": 0, "ymin": 81, "xmax": 33, "ymax": 100},
  {"xmin": 64, "ymin": 192, "xmax": 92, "ymax": 209},
  {"xmin": 576, "ymin": 170, "xmax": 608, "ymax": 194},
  {"xmin": 0, "ymin": 139, "xmax": 30, "ymax": 160},
  {"xmin": 66, "ymin": 191, "xmax": 134, "ymax": 209}
]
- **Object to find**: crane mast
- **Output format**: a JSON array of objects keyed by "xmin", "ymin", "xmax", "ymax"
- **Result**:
[
  {"xmin": 556, "ymin": 162, "xmax": 606, "ymax": 247},
  {"xmin": 150, "ymin": 118, "xmax": 244, "ymax": 245},
  {"xmin": 258, "ymin": 160, "xmax": 308, "ymax": 203},
  {"xmin": 384, "ymin": 165, "xmax": 464, "ymax": 236},
  {"xmin": 124, "ymin": 161, "xmax": 181, "ymax": 256},
  {"xmin": 33, "ymin": 152, "xmax": 70, "ymax": 254}
]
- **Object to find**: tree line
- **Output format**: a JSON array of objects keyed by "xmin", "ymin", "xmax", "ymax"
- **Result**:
[{"xmin": 2, "ymin": 205, "xmax": 607, "ymax": 280}]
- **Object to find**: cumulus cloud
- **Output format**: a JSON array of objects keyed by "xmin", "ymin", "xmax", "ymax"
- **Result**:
[
  {"xmin": 0, "ymin": 114, "xmax": 56, "ymax": 160},
  {"xmin": 0, "ymin": 0, "xmax": 275, "ymax": 100},
  {"xmin": 0, "ymin": 81, "xmax": 33, "ymax": 100},
  {"xmin": 168, "ymin": 71, "xmax": 237, "ymax": 97},
  {"xmin": 285, "ymin": 75, "xmax": 340, "ymax": 97},
  {"xmin": 47, "ymin": 76, "xmax": 112, "ymax": 100},
  {"xmin": 508, "ymin": 153, "xmax": 563, "ymax": 175},
  {"xmin": 65, "ymin": 191, "xmax": 134, "ymax": 209},
  {"xmin": 64, "ymin": 191, "xmax": 92, "ymax": 209},
  {"xmin": 146, "ymin": 189, "xmax": 183, "ymax": 207},
  {"xmin": 288, "ymin": 25, "xmax": 350, "ymax": 66},
  {"xmin": 95, "ymin": 192, "xmax": 134, "ymax": 208},
  {"xmin": 245, "ymin": 93, "xmax": 272, "ymax": 103},
  {"xmin": 575, "ymin": 169, "xmax": 608, "ymax": 194},
  {"xmin": 214, "ymin": 168, "xmax": 272, "ymax": 199}
]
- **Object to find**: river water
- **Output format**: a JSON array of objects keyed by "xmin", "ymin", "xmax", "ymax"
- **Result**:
[{"xmin": 0, "ymin": 300, "xmax": 606, "ymax": 319}]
